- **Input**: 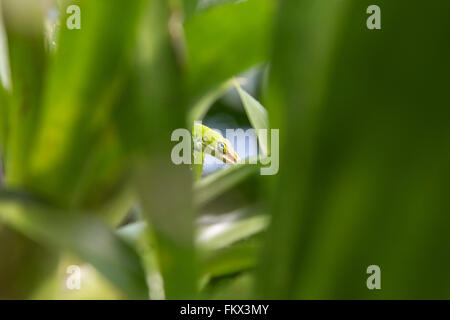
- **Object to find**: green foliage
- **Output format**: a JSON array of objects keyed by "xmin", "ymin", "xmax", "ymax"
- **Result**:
[
  {"xmin": 0, "ymin": 190, "xmax": 148, "ymax": 299},
  {"xmin": 261, "ymin": 0, "xmax": 450, "ymax": 299},
  {"xmin": 0, "ymin": 0, "xmax": 274, "ymax": 299},
  {"xmin": 235, "ymin": 81, "xmax": 269, "ymax": 155},
  {"xmin": 0, "ymin": 0, "xmax": 448, "ymax": 300},
  {"xmin": 184, "ymin": 0, "xmax": 274, "ymax": 99}
]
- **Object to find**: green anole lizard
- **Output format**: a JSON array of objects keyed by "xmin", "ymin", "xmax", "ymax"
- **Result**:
[{"xmin": 192, "ymin": 122, "xmax": 240, "ymax": 179}]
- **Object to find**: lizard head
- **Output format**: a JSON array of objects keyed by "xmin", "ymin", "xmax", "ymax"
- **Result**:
[{"xmin": 199, "ymin": 125, "xmax": 240, "ymax": 164}]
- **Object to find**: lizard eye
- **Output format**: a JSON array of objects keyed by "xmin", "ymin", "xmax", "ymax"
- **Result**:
[{"xmin": 217, "ymin": 142, "xmax": 225, "ymax": 153}]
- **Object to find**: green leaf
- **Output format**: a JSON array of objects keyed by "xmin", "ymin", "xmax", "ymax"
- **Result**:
[
  {"xmin": 0, "ymin": 190, "xmax": 148, "ymax": 299},
  {"xmin": 234, "ymin": 80, "xmax": 269, "ymax": 156},
  {"xmin": 182, "ymin": 0, "xmax": 199, "ymax": 20},
  {"xmin": 188, "ymin": 79, "xmax": 234, "ymax": 124},
  {"xmin": 197, "ymin": 211, "xmax": 269, "ymax": 251},
  {"xmin": 198, "ymin": 210, "xmax": 267, "ymax": 278},
  {"xmin": 261, "ymin": 0, "xmax": 450, "ymax": 299},
  {"xmin": 200, "ymin": 238, "xmax": 261, "ymax": 279},
  {"xmin": 117, "ymin": 221, "xmax": 165, "ymax": 300},
  {"xmin": 1, "ymin": 0, "xmax": 47, "ymax": 187},
  {"xmin": 0, "ymin": 224, "xmax": 58, "ymax": 299},
  {"xmin": 184, "ymin": 0, "xmax": 274, "ymax": 99},
  {"xmin": 117, "ymin": 208, "xmax": 269, "ymax": 282},
  {"xmin": 194, "ymin": 163, "xmax": 259, "ymax": 207},
  {"xmin": 21, "ymin": 0, "xmax": 144, "ymax": 208},
  {"xmin": 129, "ymin": 0, "xmax": 198, "ymax": 299},
  {"xmin": 202, "ymin": 272, "xmax": 255, "ymax": 299},
  {"xmin": 0, "ymin": 4, "xmax": 10, "ymax": 91}
]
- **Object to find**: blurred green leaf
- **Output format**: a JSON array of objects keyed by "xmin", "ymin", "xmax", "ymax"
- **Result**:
[
  {"xmin": 117, "ymin": 209, "xmax": 268, "ymax": 285},
  {"xmin": 1, "ymin": 0, "xmax": 47, "ymax": 188},
  {"xmin": 202, "ymin": 272, "xmax": 254, "ymax": 299},
  {"xmin": 188, "ymin": 79, "xmax": 234, "ymax": 124},
  {"xmin": 0, "ymin": 4, "xmax": 10, "ymax": 92},
  {"xmin": 197, "ymin": 211, "xmax": 269, "ymax": 251},
  {"xmin": 200, "ymin": 238, "xmax": 261, "ymax": 279},
  {"xmin": 0, "ymin": 3, "xmax": 60, "ymax": 299},
  {"xmin": 0, "ymin": 224, "xmax": 58, "ymax": 299},
  {"xmin": 21, "ymin": 0, "xmax": 144, "ymax": 209},
  {"xmin": 0, "ymin": 190, "xmax": 148, "ymax": 299},
  {"xmin": 182, "ymin": 0, "xmax": 199, "ymax": 19},
  {"xmin": 198, "ymin": 209, "xmax": 268, "ymax": 278},
  {"xmin": 195, "ymin": 162, "xmax": 259, "ymax": 207},
  {"xmin": 234, "ymin": 80, "xmax": 269, "ymax": 156},
  {"xmin": 117, "ymin": 221, "xmax": 165, "ymax": 300},
  {"xmin": 128, "ymin": 0, "xmax": 198, "ymax": 299},
  {"xmin": 184, "ymin": 0, "xmax": 274, "ymax": 99},
  {"xmin": 261, "ymin": 0, "xmax": 450, "ymax": 299}
]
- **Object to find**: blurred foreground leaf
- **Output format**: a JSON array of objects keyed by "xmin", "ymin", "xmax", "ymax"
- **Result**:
[
  {"xmin": 185, "ymin": 0, "xmax": 274, "ymax": 99},
  {"xmin": 197, "ymin": 211, "xmax": 268, "ymax": 251},
  {"xmin": 17, "ymin": 0, "xmax": 144, "ymax": 209},
  {"xmin": 262, "ymin": 0, "xmax": 450, "ymax": 299},
  {"xmin": 0, "ymin": 191, "xmax": 148, "ymax": 299},
  {"xmin": 0, "ymin": 225, "xmax": 58, "ymax": 299},
  {"xmin": 127, "ymin": 0, "xmax": 197, "ymax": 299}
]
